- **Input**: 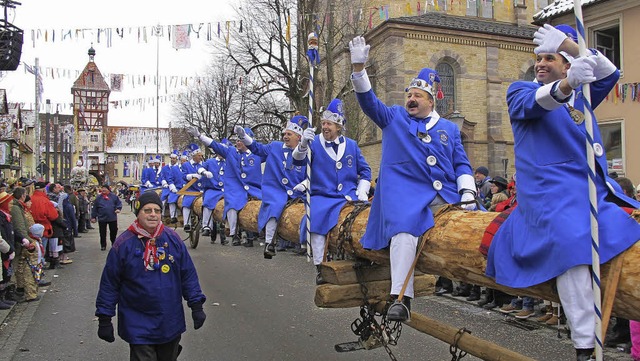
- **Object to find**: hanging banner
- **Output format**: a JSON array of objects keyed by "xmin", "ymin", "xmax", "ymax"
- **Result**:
[
  {"xmin": 110, "ymin": 74, "xmax": 124, "ymax": 92},
  {"xmin": 172, "ymin": 25, "xmax": 191, "ymax": 49}
]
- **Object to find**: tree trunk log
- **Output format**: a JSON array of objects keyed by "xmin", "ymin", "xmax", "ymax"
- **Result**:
[
  {"xmin": 207, "ymin": 199, "xmax": 640, "ymax": 320},
  {"xmin": 314, "ymin": 275, "xmax": 435, "ymax": 308}
]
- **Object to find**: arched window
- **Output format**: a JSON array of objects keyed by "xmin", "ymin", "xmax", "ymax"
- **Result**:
[
  {"xmin": 435, "ymin": 62, "xmax": 455, "ymax": 116},
  {"xmin": 523, "ymin": 66, "xmax": 535, "ymax": 81}
]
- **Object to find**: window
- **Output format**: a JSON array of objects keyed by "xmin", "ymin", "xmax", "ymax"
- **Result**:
[
  {"xmin": 435, "ymin": 63, "xmax": 455, "ymax": 116},
  {"xmin": 600, "ymin": 121, "xmax": 623, "ymax": 174},
  {"xmin": 90, "ymin": 134, "xmax": 99, "ymax": 142},
  {"xmin": 113, "ymin": 168, "xmax": 119, "ymax": 178},
  {"xmin": 591, "ymin": 21, "xmax": 621, "ymax": 70},
  {"xmin": 465, "ymin": 0, "xmax": 493, "ymax": 18}
]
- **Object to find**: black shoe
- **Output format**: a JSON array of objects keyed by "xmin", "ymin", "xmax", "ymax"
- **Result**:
[
  {"xmin": 264, "ymin": 244, "xmax": 276, "ymax": 259},
  {"xmin": 483, "ymin": 301, "xmax": 499, "ymax": 310},
  {"xmin": 605, "ymin": 333, "xmax": 631, "ymax": 347},
  {"xmin": 387, "ymin": 296, "xmax": 411, "ymax": 322},
  {"xmin": 576, "ymin": 348, "xmax": 594, "ymax": 361},
  {"xmin": 315, "ymin": 265, "xmax": 327, "ymax": 285},
  {"xmin": 220, "ymin": 237, "xmax": 229, "ymax": 245},
  {"xmin": 451, "ymin": 289, "xmax": 470, "ymax": 297},
  {"xmin": 477, "ymin": 296, "xmax": 492, "ymax": 307},
  {"xmin": 232, "ymin": 235, "xmax": 242, "ymax": 246},
  {"xmin": 75, "ymin": 235, "xmax": 82, "ymax": 238},
  {"xmin": 170, "ymin": 217, "xmax": 178, "ymax": 224},
  {"xmin": 80, "ymin": 230, "xmax": 89, "ymax": 233},
  {"xmin": 101, "ymin": 247, "xmax": 106, "ymax": 251},
  {"xmin": 183, "ymin": 224, "xmax": 191, "ymax": 232},
  {"xmin": 0, "ymin": 301, "xmax": 10, "ymax": 310},
  {"xmin": 434, "ymin": 287, "xmax": 452, "ymax": 296},
  {"xmin": 243, "ymin": 240, "xmax": 254, "ymax": 247},
  {"xmin": 466, "ymin": 293, "xmax": 481, "ymax": 302},
  {"xmin": 87, "ymin": 226, "xmax": 95, "ymax": 229},
  {"xmin": 201, "ymin": 227, "xmax": 211, "ymax": 237}
]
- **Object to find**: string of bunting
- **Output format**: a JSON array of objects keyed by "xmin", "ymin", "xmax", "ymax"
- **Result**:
[
  {"xmin": 605, "ymin": 83, "xmax": 640, "ymax": 104},
  {"xmin": 24, "ymin": 0, "xmax": 535, "ymax": 48}
]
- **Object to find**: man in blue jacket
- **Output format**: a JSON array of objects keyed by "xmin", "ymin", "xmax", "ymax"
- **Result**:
[
  {"xmin": 292, "ymin": 98, "xmax": 372, "ymax": 285},
  {"xmin": 95, "ymin": 191, "xmax": 206, "ymax": 361},
  {"xmin": 90, "ymin": 185, "xmax": 123, "ymax": 251},
  {"xmin": 235, "ymin": 116, "xmax": 308, "ymax": 258},
  {"xmin": 349, "ymin": 36, "xmax": 477, "ymax": 322},
  {"xmin": 485, "ymin": 24, "xmax": 640, "ymax": 360}
]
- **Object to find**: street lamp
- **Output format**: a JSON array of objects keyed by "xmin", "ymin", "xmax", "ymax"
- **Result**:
[{"xmin": 53, "ymin": 107, "xmax": 59, "ymax": 182}]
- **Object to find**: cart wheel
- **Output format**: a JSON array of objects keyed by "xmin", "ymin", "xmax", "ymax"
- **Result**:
[{"xmin": 189, "ymin": 213, "xmax": 201, "ymax": 249}]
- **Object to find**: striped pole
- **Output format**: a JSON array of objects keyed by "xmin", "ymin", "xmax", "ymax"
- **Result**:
[
  {"xmin": 305, "ymin": 63, "xmax": 314, "ymax": 263},
  {"xmin": 573, "ymin": 1, "xmax": 603, "ymax": 359}
]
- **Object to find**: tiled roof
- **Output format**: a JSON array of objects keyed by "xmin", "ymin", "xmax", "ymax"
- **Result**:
[
  {"xmin": 389, "ymin": 12, "xmax": 536, "ymax": 39},
  {"xmin": 533, "ymin": 0, "xmax": 607, "ymax": 23}
]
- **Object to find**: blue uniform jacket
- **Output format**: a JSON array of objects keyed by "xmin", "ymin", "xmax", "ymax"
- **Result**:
[
  {"xmin": 486, "ymin": 59, "xmax": 640, "ymax": 288},
  {"xmin": 167, "ymin": 163, "xmax": 186, "ymax": 204},
  {"xmin": 207, "ymin": 141, "xmax": 264, "ymax": 218},
  {"xmin": 295, "ymin": 135, "xmax": 371, "ymax": 236},
  {"xmin": 159, "ymin": 164, "xmax": 172, "ymax": 201},
  {"xmin": 181, "ymin": 160, "xmax": 204, "ymax": 208},
  {"xmin": 91, "ymin": 193, "xmax": 122, "ymax": 223},
  {"xmin": 355, "ymin": 89, "xmax": 473, "ymax": 250},
  {"xmin": 95, "ymin": 227, "xmax": 206, "ymax": 344},
  {"xmin": 250, "ymin": 141, "xmax": 306, "ymax": 230},
  {"xmin": 201, "ymin": 158, "xmax": 225, "ymax": 210}
]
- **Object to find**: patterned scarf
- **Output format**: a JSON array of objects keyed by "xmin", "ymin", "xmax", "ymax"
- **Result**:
[{"xmin": 128, "ymin": 220, "xmax": 165, "ymax": 271}]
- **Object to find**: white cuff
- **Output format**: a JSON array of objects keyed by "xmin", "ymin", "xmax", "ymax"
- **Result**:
[
  {"xmin": 535, "ymin": 82, "xmax": 566, "ymax": 111},
  {"xmin": 591, "ymin": 49, "xmax": 617, "ymax": 80},
  {"xmin": 357, "ymin": 179, "xmax": 371, "ymax": 196},
  {"xmin": 292, "ymin": 145, "xmax": 308, "ymax": 161},
  {"xmin": 199, "ymin": 134, "xmax": 213, "ymax": 146},
  {"xmin": 242, "ymin": 134, "xmax": 253, "ymax": 146},
  {"xmin": 161, "ymin": 180, "xmax": 168, "ymax": 186},
  {"xmin": 456, "ymin": 174, "xmax": 476, "ymax": 196},
  {"xmin": 351, "ymin": 69, "xmax": 372, "ymax": 93}
]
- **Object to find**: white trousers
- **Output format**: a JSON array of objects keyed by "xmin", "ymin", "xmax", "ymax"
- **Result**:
[
  {"xmin": 265, "ymin": 218, "xmax": 277, "ymax": 245},
  {"xmin": 182, "ymin": 207, "xmax": 191, "ymax": 226},
  {"xmin": 557, "ymin": 265, "xmax": 595, "ymax": 349},
  {"xmin": 227, "ymin": 209, "xmax": 238, "ymax": 236},
  {"xmin": 390, "ymin": 233, "xmax": 418, "ymax": 299},
  {"xmin": 169, "ymin": 203, "xmax": 177, "ymax": 218},
  {"xmin": 202, "ymin": 208, "xmax": 214, "ymax": 229},
  {"xmin": 310, "ymin": 233, "xmax": 326, "ymax": 266}
]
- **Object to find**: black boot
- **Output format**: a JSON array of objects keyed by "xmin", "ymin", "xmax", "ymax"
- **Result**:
[
  {"xmin": 477, "ymin": 289, "xmax": 494, "ymax": 307},
  {"xmin": 315, "ymin": 265, "xmax": 327, "ymax": 285},
  {"xmin": 575, "ymin": 348, "xmax": 594, "ymax": 361},
  {"xmin": 264, "ymin": 243, "xmax": 276, "ymax": 259},
  {"xmin": 202, "ymin": 227, "xmax": 211, "ymax": 237},
  {"xmin": 243, "ymin": 238, "xmax": 254, "ymax": 247},
  {"xmin": 0, "ymin": 291, "xmax": 11, "ymax": 310},
  {"xmin": 387, "ymin": 295, "xmax": 411, "ymax": 322},
  {"xmin": 232, "ymin": 234, "xmax": 242, "ymax": 246},
  {"xmin": 466, "ymin": 285, "xmax": 481, "ymax": 301}
]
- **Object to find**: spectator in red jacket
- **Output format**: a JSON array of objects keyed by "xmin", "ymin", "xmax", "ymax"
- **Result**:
[{"xmin": 29, "ymin": 182, "xmax": 60, "ymax": 264}]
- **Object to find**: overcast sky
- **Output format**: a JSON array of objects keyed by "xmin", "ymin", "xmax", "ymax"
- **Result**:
[{"xmin": 0, "ymin": 0, "xmax": 239, "ymax": 127}]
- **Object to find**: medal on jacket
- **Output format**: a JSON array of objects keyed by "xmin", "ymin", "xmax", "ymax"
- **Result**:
[
  {"xmin": 567, "ymin": 104, "xmax": 585, "ymax": 125},
  {"xmin": 143, "ymin": 238, "xmax": 159, "ymax": 271}
]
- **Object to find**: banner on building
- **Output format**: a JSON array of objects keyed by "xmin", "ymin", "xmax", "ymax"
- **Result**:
[
  {"xmin": 110, "ymin": 74, "xmax": 124, "ymax": 92},
  {"xmin": 172, "ymin": 25, "xmax": 191, "ymax": 49}
]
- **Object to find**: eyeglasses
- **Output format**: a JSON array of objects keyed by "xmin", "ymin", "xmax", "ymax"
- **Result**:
[
  {"xmin": 321, "ymin": 110, "xmax": 344, "ymax": 124},
  {"xmin": 142, "ymin": 208, "xmax": 162, "ymax": 215}
]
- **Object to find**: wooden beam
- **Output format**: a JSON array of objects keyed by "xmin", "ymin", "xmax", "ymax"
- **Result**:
[
  {"xmin": 319, "ymin": 260, "xmax": 424, "ymax": 286},
  {"xmin": 314, "ymin": 275, "xmax": 435, "ymax": 308}
]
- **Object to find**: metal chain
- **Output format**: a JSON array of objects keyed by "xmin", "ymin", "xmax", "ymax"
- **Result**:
[
  {"xmin": 336, "ymin": 201, "xmax": 370, "ymax": 260},
  {"xmin": 449, "ymin": 327, "xmax": 471, "ymax": 361}
]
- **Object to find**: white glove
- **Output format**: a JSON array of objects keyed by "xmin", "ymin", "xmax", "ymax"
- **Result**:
[
  {"xmin": 567, "ymin": 55, "xmax": 597, "ymax": 89},
  {"xmin": 21, "ymin": 238, "xmax": 30, "ymax": 247},
  {"xmin": 300, "ymin": 128, "xmax": 316, "ymax": 148},
  {"xmin": 8, "ymin": 252, "xmax": 14, "ymax": 261},
  {"xmin": 145, "ymin": 181, "xmax": 152, "ymax": 188},
  {"xmin": 186, "ymin": 126, "xmax": 200, "ymax": 138},
  {"xmin": 533, "ymin": 24, "xmax": 569, "ymax": 55},
  {"xmin": 293, "ymin": 182, "xmax": 307, "ymax": 193},
  {"xmin": 186, "ymin": 174, "xmax": 193, "ymax": 181},
  {"xmin": 161, "ymin": 180, "xmax": 168, "ymax": 187},
  {"xmin": 197, "ymin": 167, "xmax": 206, "ymax": 175},
  {"xmin": 356, "ymin": 179, "xmax": 371, "ymax": 202},
  {"xmin": 460, "ymin": 192, "xmax": 477, "ymax": 210},
  {"xmin": 349, "ymin": 36, "xmax": 370, "ymax": 64},
  {"xmin": 169, "ymin": 184, "xmax": 178, "ymax": 193},
  {"xmin": 356, "ymin": 190, "xmax": 368, "ymax": 202},
  {"xmin": 191, "ymin": 174, "xmax": 202, "ymax": 180},
  {"xmin": 234, "ymin": 125, "xmax": 246, "ymax": 139},
  {"xmin": 203, "ymin": 171, "xmax": 213, "ymax": 179}
]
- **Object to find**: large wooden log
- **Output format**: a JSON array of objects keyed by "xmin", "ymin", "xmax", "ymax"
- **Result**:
[
  {"xmin": 208, "ymin": 199, "xmax": 640, "ymax": 320},
  {"xmin": 314, "ymin": 274, "xmax": 435, "ymax": 308}
]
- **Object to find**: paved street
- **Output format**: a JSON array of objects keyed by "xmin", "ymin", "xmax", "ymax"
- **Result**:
[{"xmin": 0, "ymin": 208, "xmax": 633, "ymax": 361}]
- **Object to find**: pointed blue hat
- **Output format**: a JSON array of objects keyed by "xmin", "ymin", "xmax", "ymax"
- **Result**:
[
  {"xmin": 321, "ymin": 98, "xmax": 345, "ymax": 126},
  {"xmin": 406, "ymin": 68, "xmax": 440, "ymax": 97},
  {"xmin": 284, "ymin": 115, "xmax": 309, "ymax": 136}
]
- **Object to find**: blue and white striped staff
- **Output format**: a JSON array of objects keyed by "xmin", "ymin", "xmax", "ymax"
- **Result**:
[
  {"xmin": 305, "ymin": 32, "xmax": 320, "ymax": 263},
  {"xmin": 572, "ymin": 1, "xmax": 603, "ymax": 359}
]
